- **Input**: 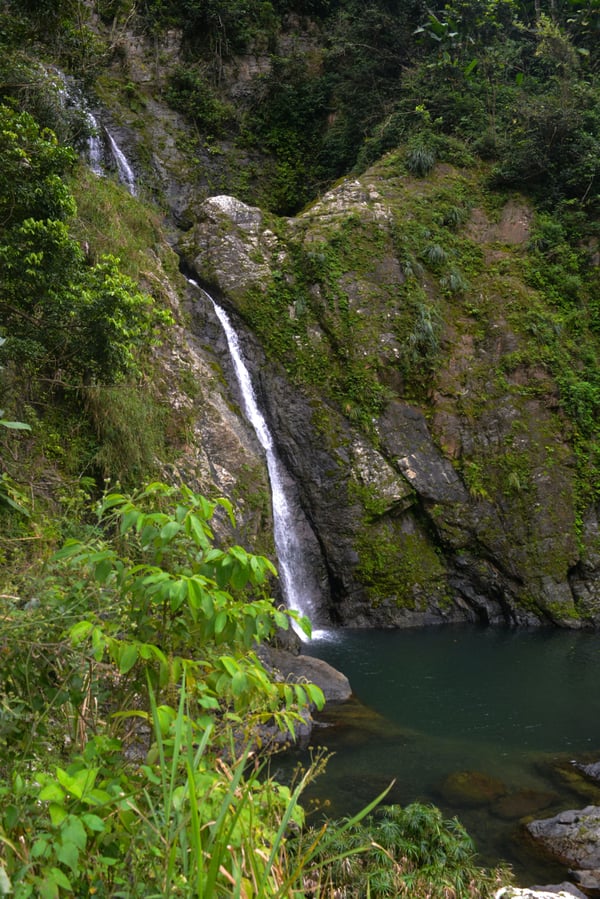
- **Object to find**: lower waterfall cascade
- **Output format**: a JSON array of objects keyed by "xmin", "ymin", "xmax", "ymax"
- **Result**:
[{"xmin": 188, "ymin": 279, "xmax": 326, "ymax": 638}]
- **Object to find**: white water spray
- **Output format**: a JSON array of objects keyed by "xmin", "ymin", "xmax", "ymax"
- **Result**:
[
  {"xmin": 85, "ymin": 110, "xmax": 104, "ymax": 177},
  {"xmin": 107, "ymin": 132, "xmax": 137, "ymax": 196},
  {"xmin": 190, "ymin": 281, "xmax": 323, "ymax": 638}
]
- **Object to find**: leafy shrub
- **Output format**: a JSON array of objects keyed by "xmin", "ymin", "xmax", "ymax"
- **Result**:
[{"xmin": 165, "ymin": 65, "xmax": 234, "ymax": 136}]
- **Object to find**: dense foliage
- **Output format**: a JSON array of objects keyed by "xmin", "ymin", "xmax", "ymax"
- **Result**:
[
  {"xmin": 0, "ymin": 481, "xmax": 505, "ymax": 897},
  {"xmin": 0, "ymin": 0, "xmax": 598, "ymax": 894}
]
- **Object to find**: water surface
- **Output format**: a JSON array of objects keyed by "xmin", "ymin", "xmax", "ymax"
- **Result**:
[{"xmin": 287, "ymin": 626, "xmax": 600, "ymax": 885}]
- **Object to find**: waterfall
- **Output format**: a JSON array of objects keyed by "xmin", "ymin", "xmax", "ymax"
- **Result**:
[
  {"xmin": 189, "ymin": 280, "xmax": 323, "ymax": 639},
  {"xmin": 106, "ymin": 132, "xmax": 137, "ymax": 197},
  {"xmin": 47, "ymin": 67, "xmax": 137, "ymax": 194},
  {"xmin": 85, "ymin": 110, "xmax": 104, "ymax": 177}
]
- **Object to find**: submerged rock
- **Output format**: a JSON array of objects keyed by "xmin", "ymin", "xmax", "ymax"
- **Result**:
[
  {"xmin": 439, "ymin": 769, "xmax": 507, "ymax": 806},
  {"xmin": 491, "ymin": 788, "xmax": 558, "ymax": 821}
]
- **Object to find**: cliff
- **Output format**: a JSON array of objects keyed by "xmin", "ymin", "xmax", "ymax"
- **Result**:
[{"xmin": 2, "ymin": 2, "xmax": 600, "ymax": 630}]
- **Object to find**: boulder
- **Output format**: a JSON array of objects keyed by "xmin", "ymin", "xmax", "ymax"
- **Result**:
[
  {"xmin": 439, "ymin": 770, "xmax": 507, "ymax": 806},
  {"xmin": 526, "ymin": 806, "xmax": 600, "ymax": 895},
  {"xmin": 257, "ymin": 646, "xmax": 353, "ymax": 703},
  {"xmin": 495, "ymin": 887, "xmax": 585, "ymax": 899}
]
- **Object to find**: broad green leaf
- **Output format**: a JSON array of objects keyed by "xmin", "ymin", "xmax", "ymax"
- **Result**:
[
  {"xmin": 120, "ymin": 508, "xmax": 139, "ymax": 534},
  {"xmin": 56, "ymin": 841, "xmax": 79, "ymax": 873},
  {"xmin": 39, "ymin": 782, "xmax": 66, "ymax": 803},
  {"xmin": 219, "ymin": 655, "xmax": 239, "ymax": 677},
  {"xmin": 230, "ymin": 562, "xmax": 250, "ymax": 590},
  {"xmin": 94, "ymin": 556, "xmax": 114, "ymax": 583},
  {"xmin": 118, "ymin": 643, "xmax": 139, "ymax": 674},
  {"xmin": 101, "ymin": 493, "xmax": 127, "ymax": 511},
  {"xmin": 214, "ymin": 610, "xmax": 227, "ymax": 634},
  {"xmin": 69, "ymin": 620, "xmax": 94, "ymax": 644},
  {"xmin": 49, "ymin": 867, "xmax": 72, "ymax": 891},
  {"xmin": 188, "ymin": 514, "xmax": 210, "ymax": 548},
  {"xmin": 56, "ymin": 767, "xmax": 98, "ymax": 800},
  {"xmin": 160, "ymin": 520, "xmax": 181, "ymax": 542},
  {"xmin": 52, "ymin": 539, "xmax": 84, "ymax": 561},
  {"xmin": 48, "ymin": 803, "xmax": 68, "ymax": 827},
  {"xmin": 81, "ymin": 813, "xmax": 105, "ymax": 833},
  {"xmin": 231, "ymin": 670, "xmax": 248, "ymax": 697},
  {"xmin": 273, "ymin": 610, "xmax": 289, "ymax": 629},
  {"xmin": 62, "ymin": 817, "xmax": 87, "ymax": 851},
  {"xmin": 215, "ymin": 557, "xmax": 233, "ymax": 588}
]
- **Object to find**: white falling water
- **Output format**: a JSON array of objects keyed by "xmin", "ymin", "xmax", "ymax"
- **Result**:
[
  {"xmin": 107, "ymin": 132, "xmax": 137, "ymax": 196},
  {"xmin": 45, "ymin": 67, "xmax": 136, "ymax": 193},
  {"xmin": 85, "ymin": 110, "xmax": 104, "ymax": 177},
  {"xmin": 191, "ymin": 281, "xmax": 321, "ymax": 638}
]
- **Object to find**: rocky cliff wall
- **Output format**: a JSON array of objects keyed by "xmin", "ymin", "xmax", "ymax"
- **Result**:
[
  {"xmin": 179, "ymin": 165, "xmax": 600, "ymax": 629},
  {"xmin": 77, "ymin": 14, "xmax": 600, "ymax": 630}
]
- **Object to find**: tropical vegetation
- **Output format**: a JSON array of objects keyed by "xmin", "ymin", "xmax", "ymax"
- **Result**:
[{"xmin": 0, "ymin": 0, "xmax": 598, "ymax": 894}]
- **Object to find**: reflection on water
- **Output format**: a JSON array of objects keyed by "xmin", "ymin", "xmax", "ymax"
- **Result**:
[{"xmin": 284, "ymin": 626, "xmax": 600, "ymax": 886}]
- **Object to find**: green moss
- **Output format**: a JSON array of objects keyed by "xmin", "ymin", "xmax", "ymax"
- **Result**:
[{"xmin": 354, "ymin": 516, "xmax": 449, "ymax": 610}]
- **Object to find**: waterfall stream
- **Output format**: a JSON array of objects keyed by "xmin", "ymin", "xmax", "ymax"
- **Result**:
[
  {"xmin": 49, "ymin": 68, "xmax": 137, "ymax": 194},
  {"xmin": 189, "ymin": 280, "xmax": 323, "ymax": 638},
  {"xmin": 106, "ymin": 132, "xmax": 137, "ymax": 196}
]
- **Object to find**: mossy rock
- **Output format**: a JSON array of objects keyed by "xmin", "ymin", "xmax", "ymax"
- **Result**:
[
  {"xmin": 538, "ymin": 755, "xmax": 600, "ymax": 805},
  {"xmin": 440, "ymin": 770, "xmax": 507, "ymax": 807}
]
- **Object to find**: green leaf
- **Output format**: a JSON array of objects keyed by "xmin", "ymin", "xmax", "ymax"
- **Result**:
[
  {"xmin": 160, "ymin": 520, "xmax": 181, "ymax": 542},
  {"xmin": 53, "ymin": 539, "xmax": 85, "ymax": 561},
  {"xmin": 188, "ymin": 514, "xmax": 210, "ymax": 548},
  {"xmin": 49, "ymin": 803, "xmax": 68, "ymax": 827},
  {"xmin": 231, "ymin": 669, "xmax": 249, "ymax": 697},
  {"xmin": 94, "ymin": 556, "xmax": 114, "ymax": 583},
  {"xmin": 56, "ymin": 840, "xmax": 79, "ymax": 873},
  {"xmin": 219, "ymin": 655, "xmax": 239, "ymax": 677},
  {"xmin": 119, "ymin": 508, "xmax": 139, "ymax": 534},
  {"xmin": 214, "ymin": 610, "xmax": 228, "ymax": 634},
  {"xmin": 50, "ymin": 867, "xmax": 73, "ymax": 891},
  {"xmin": 31, "ymin": 838, "xmax": 49, "ymax": 860},
  {"xmin": 230, "ymin": 562, "xmax": 249, "ymax": 590},
  {"xmin": 118, "ymin": 643, "xmax": 139, "ymax": 674},
  {"xmin": 81, "ymin": 813, "xmax": 105, "ymax": 833},
  {"xmin": 62, "ymin": 817, "xmax": 87, "ymax": 851},
  {"xmin": 0, "ymin": 419, "xmax": 31, "ymax": 430},
  {"xmin": 69, "ymin": 620, "xmax": 94, "ymax": 644},
  {"xmin": 39, "ymin": 782, "xmax": 66, "ymax": 803},
  {"xmin": 215, "ymin": 557, "xmax": 233, "ymax": 588},
  {"xmin": 56, "ymin": 767, "xmax": 98, "ymax": 800}
]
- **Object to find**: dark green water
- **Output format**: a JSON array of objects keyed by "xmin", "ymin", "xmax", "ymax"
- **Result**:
[{"xmin": 285, "ymin": 626, "xmax": 600, "ymax": 886}]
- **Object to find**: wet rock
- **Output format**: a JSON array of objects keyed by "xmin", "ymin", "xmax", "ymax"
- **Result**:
[
  {"xmin": 440, "ymin": 770, "xmax": 507, "ymax": 806},
  {"xmin": 575, "ymin": 762, "xmax": 600, "ymax": 784},
  {"xmin": 526, "ymin": 805, "xmax": 600, "ymax": 895},
  {"xmin": 495, "ymin": 887, "xmax": 585, "ymax": 899},
  {"xmin": 530, "ymin": 885, "xmax": 587, "ymax": 898},
  {"xmin": 540, "ymin": 758, "xmax": 600, "ymax": 805},
  {"xmin": 258, "ymin": 646, "xmax": 352, "ymax": 703},
  {"xmin": 491, "ymin": 788, "xmax": 558, "ymax": 821}
]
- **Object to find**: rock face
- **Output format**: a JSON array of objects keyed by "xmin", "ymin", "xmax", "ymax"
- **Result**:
[
  {"xmin": 178, "ymin": 158, "xmax": 600, "ymax": 630},
  {"xmin": 76, "ymin": 2, "xmax": 600, "ymax": 633},
  {"xmin": 526, "ymin": 806, "xmax": 600, "ymax": 896}
]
